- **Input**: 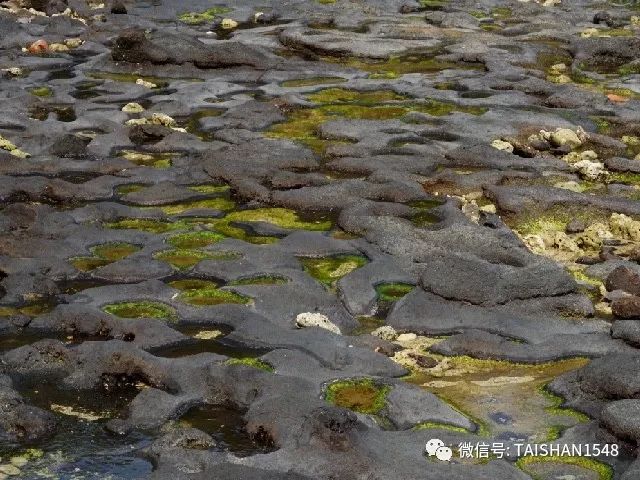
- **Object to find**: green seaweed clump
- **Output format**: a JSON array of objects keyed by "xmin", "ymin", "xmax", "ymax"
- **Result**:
[
  {"xmin": 155, "ymin": 249, "xmax": 239, "ymax": 270},
  {"xmin": 179, "ymin": 7, "xmax": 232, "ymax": 25},
  {"xmin": 167, "ymin": 231, "xmax": 225, "ymax": 249},
  {"xmin": 159, "ymin": 198, "xmax": 236, "ymax": 215},
  {"xmin": 213, "ymin": 208, "xmax": 332, "ymax": 243},
  {"xmin": 414, "ymin": 422, "xmax": 469, "ymax": 433},
  {"xmin": 71, "ymin": 242, "xmax": 140, "ymax": 272},
  {"xmin": 169, "ymin": 278, "xmax": 250, "ymax": 305},
  {"xmin": 325, "ymin": 378, "xmax": 391, "ymax": 414},
  {"xmin": 230, "ymin": 275, "xmax": 289, "ymax": 285},
  {"xmin": 103, "ymin": 301, "xmax": 177, "ymax": 320},
  {"xmin": 376, "ymin": 283, "xmax": 415, "ymax": 301},
  {"xmin": 281, "ymin": 77, "xmax": 347, "ymax": 87},
  {"xmin": 268, "ymin": 88, "xmax": 484, "ymax": 152},
  {"xmin": 29, "ymin": 86, "xmax": 53, "ymax": 97},
  {"xmin": 225, "ymin": 357, "xmax": 274, "ymax": 372},
  {"xmin": 300, "ymin": 255, "xmax": 368, "ymax": 286}
]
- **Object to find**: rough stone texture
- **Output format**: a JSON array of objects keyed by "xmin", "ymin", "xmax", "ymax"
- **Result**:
[{"xmin": 0, "ymin": 0, "xmax": 640, "ymax": 477}]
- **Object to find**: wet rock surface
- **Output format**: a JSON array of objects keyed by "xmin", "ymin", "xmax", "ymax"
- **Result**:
[{"xmin": 0, "ymin": 0, "xmax": 640, "ymax": 478}]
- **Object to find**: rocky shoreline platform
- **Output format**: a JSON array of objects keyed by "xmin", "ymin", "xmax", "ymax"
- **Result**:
[{"xmin": 1, "ymin": 0, "xmax": 640, "ymax": 478}]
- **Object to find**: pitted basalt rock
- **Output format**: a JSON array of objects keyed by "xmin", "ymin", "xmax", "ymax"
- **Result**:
[{"xmin": 2, "ymin": 0, "xmax": 640, "ymax": 476}]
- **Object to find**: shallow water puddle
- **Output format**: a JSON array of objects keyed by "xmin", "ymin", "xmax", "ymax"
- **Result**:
[
  {"xmin": 268, "ymin": 88, "xmax": 485, "ymax": 153},
  {"xmin": 154, "ymin": 324, "xmax": 270, "ymax": 359},
  {"xmin": 168, "ymin": 279, "xmax": 250, "ymax": 305},
  {"xmin": 0, "ymin": 382, "xmax": 152, "ymax": 479},
  {"xmin": 179, "ymin": 404, "xmax": 275, "ymax": 456},
  {"xmin": 299, "ymin": 254, "xmax": 368, "ymax": 287},
  {"xmin": 402, "ymin": 343, "xmax": 589, "ymax": 442}
]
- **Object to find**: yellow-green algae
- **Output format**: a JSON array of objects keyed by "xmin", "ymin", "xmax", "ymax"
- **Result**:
[
  {"xmin": 158, "ymin": 198, "xmax": 236, "ymax": 215},
  {"xmin": 516, "ymin": 455, "xmax": 613, "ymax": 480},
  {"xmin": 329, "ymin": 53, "xmax": 484, "ymax": 79},
  {"xmin": 169, "ymin": 279, "xmax": 250, "ymax": 305},
  {"xmin": 0, "ymin": 300, "xmax": 56, "ymax": 317},
  {"xmin": 414, "ymin": 422, "xmax": 470, "ymax": 433},
  {"xmin": 300, "ymin": 254, "xmax": 368, "ymax": 286},
  {"xmin": 87, "ymin": 72, "xmax": 171, "ymax": 88},
  {"xmin": 225, "ymin": 357, "xmax": 274, "ymax": 372},
  {"xmin": 212, "ymin": 207, "xmax": 332, "ymax": 244},
  {"xmin": 325, "ymin": 378, "xmax": 391, "ymax": 414},
  {"xmin": 511, "ymin": 206, "xmax": 611, "ymax": 237},
  {"xmin": 183, "ymin": 109, "xmax": 225, "ymax": 140},
  {"xmin": 167, "ymin": 231, "xmax": 225, "ymax": 249},
  {"xmin": 187, "ymin": 184, "xmax": 230, "ymax": 194},
  {"xmin": 105, "ymin": 217, "xmax": 218, "ymax": 234},
  {"xmin": 404, "ymin": 349, "xmax": 590, "ymax": 442},
  {"xmin": 281, "ymin": 77, "xmax": 347, "ymax": 87},
  {"xmin": 230, "ymin": 275, "xmax": 289, "ymax": 285},
  {"xmin": 115, "ymin": 183, "xmax": 148, "ymax": 195},
  {"xmin": 155, "ymin": 248, "xmax": 239, "ymax": 270},
  {"xmin": 376, "ymin": 283, "xmax": 415, "ymax": 301},
  {"xmin": 103, "ymin": 301, "xmax": 177, "ymax": 320},
  {"xmin": 351, "ymin": 315, "xmax": 386, "ymax": 335},
  {"xmin": 119, "ymin": 150, "xmax": 177, "ymax": 169},
  {"xmin": 268, "ymin": 88, "xmax": 485, "ymax": 153},
  {"xmin": 70, "ymin": 242, "xmax": 140, "ymax": 272},
  {"xmin": 178, "ymin": 7, "xmax": 232, "ymax": 25},
  {"xmin": 29, "ymin": 86, "xmax": 53, "ymax": 97}
]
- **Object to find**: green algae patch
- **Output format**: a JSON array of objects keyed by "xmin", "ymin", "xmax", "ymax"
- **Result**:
[
  {"xmin": 410, "ymin": 199, "xmax": 443, "ymax": 227},
  {"xmin": 155, "ymin": 248, "xmax": 239, "ymax": 270},
  {"xmin": 300, "ymin": 254, "xmax": 368, "ymax": 286},
  {"xmin": 268, "ymin": 88, "xmax": 484, "ymax": 152},
  {"xmin": 168, "ymin": 231, "xmax": 225, "ymax": 249},
  {"xmin": 539, "ymin": 384, "xmax": 590, "ymax": 423},
  {"xmin": 511, "ymin": 206, "xmax": 611, "ymax": 237},
  {"xmin": 0, "ymin": 300, "xmax": 56, "ymax": 317},
  {"xmin": 103, "ymin": 301, "xmax": 177, "ymax": 320},
  {"xmin": 307, "ymin": 88, "xmax": 407, "ymax": 104},
  {"xmin": 177, "ymin": 287, "xmax": 249, "ymax": 306},
  {"xmin": 414, "ymin": 422, "xmax": 469, "ymax": 433},
  {"xmin": 179, "ymin": 7, "xmax": 232, "ymax": 25},
  {"xmin": 419, "ymin": 0, "xmax": 447, "ymax": 9},
  {"xmin": 183, "ymin": 109, "xmax": 225, "ymax": 140},
  {"xmin": 224, "ymin": 208, "xmax": 331, "ymax": 229},
  {"xmin": 352, "ymin": 315, "xmax": 386, "ymax": 335},
  {"xmin": 516, "ymin": 455, "xmax": 613, "ymax": 480},
  {"xmin": 115, "ymin": 183, "xmax": 148, "ymax": 195},
  {"xmin": 213, "ymin": 208, "xmax": 332, "ymax": 243},
  {"xmin": 404, "ymin": 353, "xmax": 590, "ymax": 442},
  {"xmin": 106, "ymin": 218, "xmax": 189, "ymax": 234},
  {"xmin": 334, "ymin": 53, "xmax": 483, "ymax": 78},
  {"xmin": 376, "ymin": 283, "xmax": 415, "ymax": 301},
  {"xmin": 119, "ymin": 150, "xmax": 177, "ymax": 169},
  {"xmin": 87, "ymin": 72, "xmax": 171, "ymax": 88},
  {"xmin": 187, "ymin": 184, "xmax": 230, "ymax": 194},
  {"xmin": 159, "ymin": 198, "xmax": 236, "ymax": 215},
  {"xmin": 325, "ymin": 378, "xmax": 390, "ymax": 414},
  {"xmin": 225, "ymin": 357, "xmax": 274, "ymax": 372},
  {"xmin": 71, "ymin": 242, "xmax": 140, "ymax": 272},
  {"xmin": 169, "ymin": 279, "xmax": 250, "ymax": 305},
  {"xmin": 169, "ymin": 279, "xmax": 219, "ymax": 291},
  {"xmin": 230, "ymin": 275, "xmax": 289, "ymax": 286},
  {"xmin": 91, "ymin": 243, "xmax": 140, "ymax": 261},
  {"xmin": 281, "ymin": 77, "xmax": 347, "ymax": 87},
  {"xmin": 29, "ymin": 86, "xmax": 53, "ymax": 97}
]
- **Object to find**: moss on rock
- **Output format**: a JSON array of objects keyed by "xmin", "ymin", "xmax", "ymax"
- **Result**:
[
  {"xmin": 325, "ymin": 378, "xmax": 391, "ymax": 414},
  {"xmin": 103, "ymin": 301, "xmax": 177, "ymax": 320},
  {"xmin": 300, "ymin": 254, "xmax": 368, "ymax": 286}
]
